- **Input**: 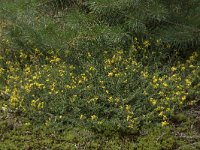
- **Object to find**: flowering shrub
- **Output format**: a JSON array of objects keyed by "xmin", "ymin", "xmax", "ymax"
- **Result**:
[{"xmin": 0, "ymin": 39, "xmax": 199, "ymax": 133}]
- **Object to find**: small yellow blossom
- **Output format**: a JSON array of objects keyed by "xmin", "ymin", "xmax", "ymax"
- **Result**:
[
  {"xmin": 89, "ymin": 66, "xmax": 95, "ymax": 71},
  {"xmin": 38, "ymin": 102, "xmax": 44, "ymax": 109},
  {"xmin": 108, "ymin": 96, "xmax": 113, "ymax": 102},
  {"xmin": 143, "ymin": 90, "xmax": 148, "ymax": 95},
  {"xmin": 141, "ymin": 71, "xmax": 149, "ymax": 78},
  {"xmin": 65, "ymin": 85, "xmax": 71, "ymax": 89},
  {"xmin": 175, "ymin": 91, "xmax": 181, "ymax": 95},
  {"xmin": 31, "ymin": 100, "xmax": 37, "ymax": 107},
  {"xmin": 91, "ymin": 115, "xmax": 97, "ymax": 120},
  {"xmin": 158, "ymin": 91, "xmax": 164, "ymax": 95},
  {"xmin": 189, "ymin": 65, "xmax": 195, "ymax": 68},
  {"xmin": 159, "ymin": 111, "xmax": 164, "ymax": 116},
  {"xmin": 163, "ymin": 82, "xmax": 168, "ymax": 87},
  {"xmin": 88, "ymin": 52, "xmax": 91, "ymax": 57},
  {"xmin": 126, "ymin": 105, "xmax": 131, "ymax": 111},
  {"xmin": 181, "ymin": 66, "xmax": 185, "ymax": 70},
  {"xmin": 149, "ymin": 98, "xmax": 157, "ymax": 105},
  {"xmin": 143, "ymin": 40, "xmax": 150, "ymax": 47},
  {"xmin": 127, "ymin": 115, "xmax": 132, "ymax": 121},
  {"xmin": 152, "ymin": 76, "xmax": 158, "ymax": 83},
  {"xmin": 80, "ymin": 114, "xmax": 85, "ymax": 120},
  {"xmin": 25, "ymin": 122, "xmax": 31, "ymax": 126},
  {"xmin": 108, "ymin": 72, "xmax": 114, "ymax": 77},
  {"xmin": 166, "ymin": 108, "xmax": 171, "ymax": 112},
  {"xmin": 181, "ymin": 95, "xmax": 186, "ymax": 101},
  {"xmin": 185, "ymin": 79, "xmax": 192, "ymax": 86},
  {"xmin": 161, "ymin": 121, "xmax": 169, "ymax": 126},
  {"xmin": 50, "ymin": 56, "xmax": 60, "ymax": 63},
  {"xmin": 171, "ymin": 67, "xmax": 177, "ymax": 71}
]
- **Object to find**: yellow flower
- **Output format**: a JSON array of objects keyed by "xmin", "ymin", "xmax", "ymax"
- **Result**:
[
  {"xmin": 165, "ymin": 97, "xmax": 170, "ymax": 101},
  {"xmin": 152, "ymin": 83, "xmax": 159, "ymax": 89},
  {"xmin": 108, "ymin": 72, "xmax": 113, "ymax": 77},
  {"xmin": 131, "ymin": 61, "xmax": 138, "ymax": 65},
  {"xmin": 89, "ymin": 66, "xmax": 95, "ymax": 71},
  {"xmin": 126, "ymin": 105, "xmax": 131, "ymax": 111},
  {"xmin": 175, "ymin": 91, "xmax": 181, "ymax": 95},
  {"xmin": 185, "ymin": 79, "xmax": 192, "ymax": 86},
  {"xmin": 159, "ymin": 111, "xmax": 164, "ymax": 116},
  {"xmin": 115, "ymin": 73, "xmax": 120, "ymax": 77},
  {"xmin": 108, "ymin": 96, "xmax": 113, "ymax": 102},
  {"xmin": 88, "ymin": 52, "xmax": 91, "ymax": 57},
  {"xmin": 141, "ymin": 71, "xmax": 149, "ymax": 78},
  {"xmin": 189, "ymin": 65, "xmax": 195, "ymax": 68},
  {"xmin": 158, "ymin": 91, "xmax": 164, "ymax": 95},
  {"xmin": 97, "ymin": 121, "xmax": 103, "ymax": 125},
  {"xmin": 2, "ymin": 104, "xmax": 7, "ymax": 112},
  {"xmin": 149, "ymin": 98, "xmax": 157, "ymax": 105},
  {"xmin": 99, "ymin": 80, "xmax": 104, "ymax": 84},
  {"xmin": 152, "ymin": 76, "xmax": 158, "ymax": 83},
  {"xmin": 171, "ymin": 67, "xmax": 177, "ymax": 71},
  {"xmin": 127, "ymin": 115, "xmax": 132, "ymax": 121},
  {"xmin": 24, "ymin": 66, "xmax": 31, "ymax": 73},
  {"xmin": 115, "ymin": 98, "xmax": 120, "ymax": 103},
  {"xmin": 166, "ymin": 108, "xmax": 171, "ymax": 112},
  {"xmin": 69, "ymin": 65, "xmax": 75, "ymax": 70},
  {"xmin": 181, "ymin": 66, "xmax": 185, "ymax": 71},
  {"xmin": 155, "ymin": 106, "xmax": 164, "ymax": 111},
  {"xmin": 128, "ymin": 123, "xmax": 135, "ymax": 129},
  {"xmin": 38, "ymin": 102, "xmax": 44, "ymax": 109},
  {"xmin": 19, "ymin": 50, "xmax": 27, "ymax": 59},
  {"xmin": 161, "ymin": 121, "xmax": 169, "ymax": 126},
  {"xmin": 123, "ymin": 79, "xmax": 128, "ymax": 83},
  {"xmin": 91, "ymin": 115, "xmax": 97, "ymax": 120},
  {"xmin": 65, "ymin": 85, "xmax": 71, "ymax": 89},
  {"xmin": 50, "ymin": 56, "xmax": 60, "ymax": 63},
  {"xmin": 80, "ymin": 114, "xmax": 85, "ymax": 120},
  {"xmin": 143, "ymin": 90, "xmax": 148, "ymax": 96},
  {"xmin": 117, "ymin": 50, "xmax": 123, "ymax": 54},
  {"xmin": 25, "ymin": 122, "xmax": 31, "ymax": 126},
  {"xmin": 143, "ymin": 40, "xmax": 150, "ymax": 47},
  {"xmin": 10, "ymin": 88, "xmax": 20, "ymax": 106},
  {"xmin": 163, "ymin": 82, "xmax": 168, "ymax": 87},
  {"xmin": 31, "ymin": 100, "xmax": 37, "ymax": 107},
  {"xmin": 182, "ymin": 95, "xmax": 186, "ymax": 101},
  {"xmin": 176, "ymin": 85, "xmax": 182, "ymax": 90}
]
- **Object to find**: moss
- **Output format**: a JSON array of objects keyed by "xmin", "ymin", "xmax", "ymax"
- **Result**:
[{"xmin": 136, "ymin": 126, "xmax": 176, "ymax": 150}]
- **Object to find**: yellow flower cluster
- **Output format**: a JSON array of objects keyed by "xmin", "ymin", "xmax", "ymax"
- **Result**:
[
  {"xmin": 147, "ymin": 52, "xmax": 199, "ymax": 126},
  {"xmin": 0, "ymin": 43, "xmax": 199, "ymax": 130}
]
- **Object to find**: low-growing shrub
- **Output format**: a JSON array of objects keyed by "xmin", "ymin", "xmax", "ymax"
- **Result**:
[{"xmin": 1, "ymin": 39, "xmax": 199, "ymax": 134}]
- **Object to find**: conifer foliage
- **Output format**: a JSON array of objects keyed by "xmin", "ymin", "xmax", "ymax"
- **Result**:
[
  {"xmin": 84, "ymin": 0, "xmax": 200, "ymax": 50},
  {"xmin": 38, "ymin": 0, "xmax": 200, "ymax": 52}
]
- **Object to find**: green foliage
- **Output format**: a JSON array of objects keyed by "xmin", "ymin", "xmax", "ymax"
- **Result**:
[
  {"xmin": 137, "ymin": 126, "xmax": 176, "ymax": 150},
  {"xmin": 1, "ymin": 0, "xmax": 129, "ymax": 55},
  {"xmin": 1, "ymin": 1, "xmax": 200, "ymax": 149},
  {"xmin": 41, "ymin": 0, "xmax": 84, "ymax": 11},
  {"xmin": 87, "ymin": 0, "xmax": 200, "ymax": 50},
  {"xmin": 1, "ymin": 40, "xmax": 199, "ymax": 135},
  {"xmin": 1, "ymin": 0, "xmax": 200, "ymax": 55},
  {"xmin": 1, "ymin": 103, "xmax": 200, "ymax": 150}
]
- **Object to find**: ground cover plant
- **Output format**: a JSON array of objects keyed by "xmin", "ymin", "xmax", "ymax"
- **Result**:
[{"xmin": 0, "ymin": 0, "xmax": 200, "ymax": 149}]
